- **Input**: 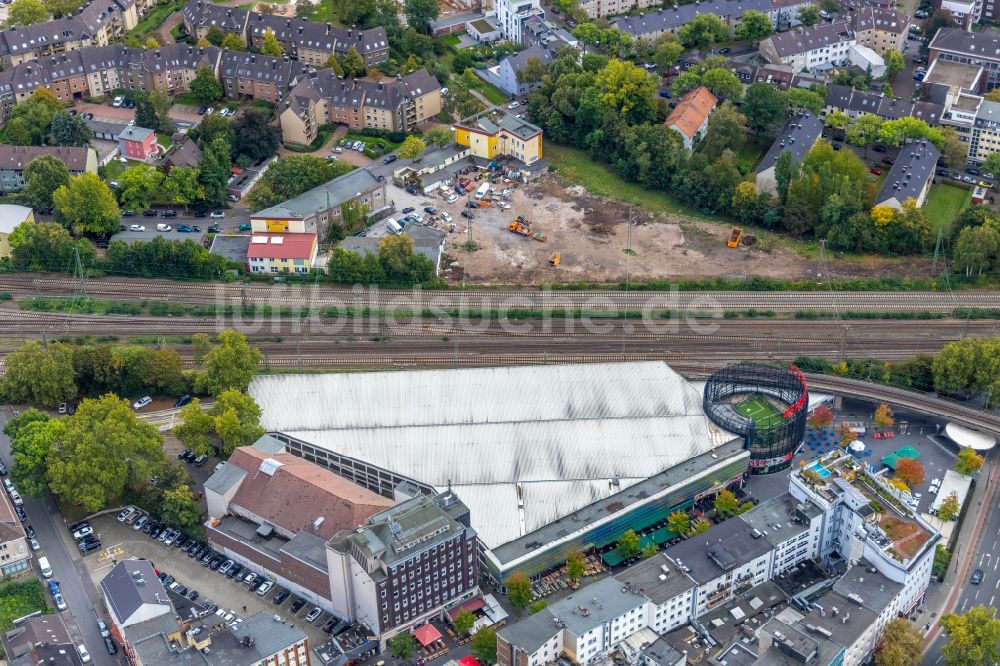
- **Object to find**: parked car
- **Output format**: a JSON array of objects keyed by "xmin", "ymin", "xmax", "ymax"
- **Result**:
[
  {"xmin": 117, "ymin": 507, "xmax": 135, "ymax": 522},
  {"xmin": 869, "ymin": 168, "xmax": 882, "ymax": 175},
  {"xmin": 129, "ymin": 224, "xmax": 145, "ymax": 232},
  {"xmin": 239, "ymin": 223, "xmax": 251, "ymax": 231},
  {"xmin": 446, "ymin": 194, "xmax": 458, "ymax": 204},
  {"xmin": 194, "ymin": 454, "xmax": 208, "ymax": 466},
  {"xmin": 219, "ymin": 560, "xmax": 235, "ymax": 576},
  {"xmin": 461, "ymin": 210, "xmax": 474, "ymax": 219},
  {"xmin": 872, "ymin": 145, "xmax": 887, "ymax": 153},
  {"xmin": 290, "ymin": 597, "xmax": 307, "ymax": 613},
  {"xmin": 383, "ymin": 155, "xmax": 398, "ymax": 164},
  {"xmin": 256, "ymin": 581, "xmax": 274, "ymax": 596},
  {"xmin": 156, "ymin": 224, "xmax": 172, "ymax": 232},
  {"xmin": 69, "ymin": 520, "xmax": 89, "ymax": 533},
  {"xmin": 507, "ymin": 101, "xmax": 520, "ymax": 110},
  {"xmin": 15, "ymin": 506, "xmax": 26, "ymax": 522},
  {"xmin": 113, "ymin": 96, "xmax": 125, "ymax": 107},
  {"xmin": 58, "ymin": 402, "xmax": 67, "ymax": 414},
  {"xmin": 440, "ymin": 212, "xmax": 453, "ymax": 223},
  {"xmin": 143, "ymin": 209, "xmax": 157, "ymax": 217},
  {"xmin": 248, "ymin": 578, "xmax": 264, "ymax": 592},
  {"xmin": 25, "ymin": 525, "xmax": 35, "ymax": 539},
  {"xmin": 273, "ymin": 588, "xmax": 290, "ymax": 604},
  {"xmin": 177, "ymin": 224, "xmax": 193, "ymax": 232},
  {"xmin": 243, "ymin": 573, "xmax": 258, "ymax": 587},
  {"xmin": 881, "ymin": 157, "xmax": 895, "ymax": 165},
  {"xmin": 227, "ymin": 564, "xmax": 243, "ymax": 580},
  {"xmin": 30, "ymin": 538, "xmax": 40, "ymax": 551},
  {"xmin": 132, "ymin": 515, "xmax": 148, "ymax": 531},
  {"xmin": 322, "ymin": 617, "xmax": 337, "ymax": 633},
  {"xmin": 103, "ymin": 636, "xmax": 117, "ymax": 655},
  {"xmin": 305, "ymin": 607, "xmax": 322, "ymax": 622},
  {"xmin": 132, "ymin": 396, "xmax": 151, "ymax": 410},
  {"xmin": 77, "ymin": 645, "xmax": 91, "ymax": 664},
  {"xmin": 402, "ymin": 206, "xmax": 415, "ymax": 213}
]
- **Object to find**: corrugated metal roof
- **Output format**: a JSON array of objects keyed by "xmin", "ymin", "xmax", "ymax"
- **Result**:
[{"xmin": 253, "ymin": 362, "xmax": 733, "ymax": 548}]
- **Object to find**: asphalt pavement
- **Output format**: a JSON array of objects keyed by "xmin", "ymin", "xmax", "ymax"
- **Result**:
[{"xmin": 0, "ymin": 407, "xmax": 117, "ymax": 666}]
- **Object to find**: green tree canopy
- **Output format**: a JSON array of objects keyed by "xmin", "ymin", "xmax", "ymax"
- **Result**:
[
  {"xmin": 566, "ymin": 548, "xmax": 585, "ymax": 584},
  {"xmin": 2, "ymin": 341, "xmax": 76, "ymax": 407},
  {"xmin": 118, "ymin": 163, "xmax": 164, "ymax": 212},
  {"xmin": 798, "ymin": 4, "xmax": 820, "ymax": 26},
  {"xmin": 6, "ymin": 0, "xmax": 47, "ymax": 26},
  {"xmin": 209, "ymin": 389, "xmax": 265, "ymax": 454},
  {"xmin": 398, "ymin": 135, "xmax": 427, "ymax": 160},
  {"xmin": 470, "ymin": 627, "xmax": 498, "ymax": 664},
  {"xmin": 2, "ymin": 408, "xmax": 50, "ymax": 439},
  {"xmin": 667, "ymin": 510, "xmax": 691, "ymax": 536},
  {"xmin": 10, "ymin": 418, "xmax": 63, "ymax": 498},
  {"xmin": 161, "ymin": 484, "xmax": 203, "ymax": 530},
  {"xmin": 21, "ymin": 155, "xmax": 70, "ymax": 212},
  {"xmin": 233, "ymin": 108, "xmax": 280, "ymax": 162},
  {"xmin": 247, "ymin": 156, "xmax": 352, "ymax": 209},
  {"xmin": 940, "ymin": 605, "xmax": 1000, "ymax": 666},
  {"xmin": 743, "ymin": 83, "xmax": 788, "ymax": 138},
  {"xmin": 174, "ymin": 398, "xmax": 216, "ymax": 456},
  {"xmin": 404, "ymin": 0, "xmax": 439, "ymax": 32},
  {"xmin": 735, "ymin": 10, "xmax": 773, "ymax": 41},
  {"xmin": 936, "ymin": 492, "xmax": 960, "ymax": 521},
  {"xmin": 49, "ymin": 112, "xmax": 92, "ymax": 146},
  {"xmin": 677, "ymin": 13, "xmax": 727, "ymax": 48},
  {"xmin": 618, "ymin": 528, "xmax": 641, "ymax": 559},
  {"xmin": 506, "ymin": 572, "xmax": 533, "ymax": 609},
  {"xmin": 52, "ymin": 173, "xmax": 120, "ymax": 235},
  {"xmin": 261, "ymin": 27, "xmax": 283, "ymax": 56},
  {"xmin": 388, "ymin": 632, "xmax": 416, "ymax": 660},
  {"xmin": 190, "ymin": 65, "xmax": 223, "ymax": 104},
  {"xmin": 453, "ymin": 609, "xmax": 476, "ymax": 636},
  {"xmin": 196, "ymin": 330, "xmax": 263, "ymax": 396}
]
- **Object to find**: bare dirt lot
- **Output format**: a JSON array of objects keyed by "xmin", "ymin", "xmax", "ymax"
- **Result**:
[{"xmin": 434, "ymin": 174, "xmax": 926, "ymax": 285}]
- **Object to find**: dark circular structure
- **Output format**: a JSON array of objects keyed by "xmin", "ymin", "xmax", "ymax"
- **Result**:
[{"xmin": 703, "ymin": 363, "xmax": 809, "ymax": 474}]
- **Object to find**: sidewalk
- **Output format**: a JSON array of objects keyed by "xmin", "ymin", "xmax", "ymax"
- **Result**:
[{"xmin": 918, "ymin": 452, "xmax": 999, "ymax": 646}]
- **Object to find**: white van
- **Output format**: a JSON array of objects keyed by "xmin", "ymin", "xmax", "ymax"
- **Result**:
[
  {"xmin": 38, "ymin": 557, "xmax": 52, "ymax": 578},
  {"xmin": 475, "ymin": 182, "xmax": 490, "ymax": 199},
  {"xmin": 386, "ymin": 219, "xmax": 403, "ymax": 235}
]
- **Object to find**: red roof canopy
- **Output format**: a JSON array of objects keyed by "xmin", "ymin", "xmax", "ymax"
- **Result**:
[
  {"xmin": 460, "ymin": 658, "xmax": 481, "ymax": 666},
  {"xmin": 413, "ymin": 624, "xmax": 443, "ymax": 647}
]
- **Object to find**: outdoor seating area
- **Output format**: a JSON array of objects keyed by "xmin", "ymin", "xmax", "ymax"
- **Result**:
[
  {"xmin": 414, "ymin": 624, "xmax": 448, "ymax": 661},
  {"xmin": 880, "ymin": 446, "xmax": 922, "ymax": 470},
  {"xmin": 805, "ymin": 427, "xmax": 875, "ymax": 459}
]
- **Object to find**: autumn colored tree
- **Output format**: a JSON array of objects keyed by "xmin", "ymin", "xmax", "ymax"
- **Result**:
[
  {"xmin": 875, "ymin": 618, "xmax": 923, "ymax": 666},
  {"xmin": 836, "ymin": 423, "xmax": 855, "ymax": 448},
  {"xmin": 895, "ymin": 458, "xmax": 925, "ymax": 487},
  {"xmin": 506, "ymin": 572, "xmax": 532, "ymax": 609},
  {"xmin": 955, "ymin": 448, "xmax": 984, "ymax": 475},
  {"xmin": 807, "ymin": 404, "xmax": 834, "ymax": 430},
  {"xmin": 873, "ymin": 403, "xmax": 895, "ymax": 429},
  {"xmin": 937, "ymin": 492, "xmax": 960, "ymax": 522},
  {"xmin": 565, "ymin": 548, "xmax": 585, "ymax": 585}
]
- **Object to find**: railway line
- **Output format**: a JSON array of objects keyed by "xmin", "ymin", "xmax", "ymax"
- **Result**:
[{"xmin": 6, "ymin": 273, "xmax": 1000, "ymax": 312}]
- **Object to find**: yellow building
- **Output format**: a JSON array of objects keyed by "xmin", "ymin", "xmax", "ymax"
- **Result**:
[
  {"xmin": 0, "ymin": 204, "xmax": 33, "ymax": 259},
  {"xmin": 453, "ymin": 115, "xmax": 543, "ymax": 166}
]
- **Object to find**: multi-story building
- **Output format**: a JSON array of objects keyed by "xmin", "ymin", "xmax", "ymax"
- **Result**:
[
  {"xmin": 494, "ymin": 0, "xmax": 546, "ymax": 43},
  {"xmin": 665, "ymin": 86, "xmax": 717, "ymax": 150},
  {"xmin": 218, "ymin": 50, "xmax": 309, "ymax": 104},
  {"xmin": 246, "ymin": 233, "xmax": 319, "ymax": 273},
  {"xmin": 326, "ymin": 492, "xmax": 480, "ymax": 646},
  {"xmin": 99, "ymin": 560, "xmax": 174, "ymax": 661},
  {"xmin": 0, "ymin": 484, "xmax": 29, "ymax": 577},
  {"xmin": 874, "ymin": 140, "xmax": 940, "ymax": 209},
  {"xmin": 614, "ymin": 553, "xmax": 697, "ymax": 636},
  {"xmin": 182, "ymin": 1, "xmax": 388, "ymax": 65},
  {"xmin": 929, "ymin": 28, "xmax": 1000, "ymax": 94},
  {"xmin": 119, "ymin": 126, "xmax": 158, "ymax": 162},
  {"xmin": 755, "ymin": 112, "xmax": 824, "ymax": 195},
  {"xmin": 759, "ymin": 21, "xmax": 856, "ymax": 73},
  {"xmin": 491, "ymin": 43, "xmax": 554, "ymax": 96},
  {"xmin": 609, "ymin": 0, "xmax": 809, "ymax": 31},
  {"xmin": 822, "ymin": 84, "xmax": 944, "ymax": 124},
  {"xmin": 453, "ymin": 114, "xmax": 544, "ymax": 165},
  {"xmin": 3, "ymin": 614, "xmax": 81, "ymax": 666},
  {"xmin": 0, "ymin": 0, "xmax": 140, "ymax": 66},
  {"xmin": 0, "ymin": 145, "xmax": 97, "ymax": 192},
  {"xmin": 280, "ymin": 68, "xmax": 441, "ymax": 144},
  {"xmin": 851, "ymin": 6, "xmax": 907, "ymax": 54},
  {"xmin": 738, "ymin": 492, "xmax": 824, "ymax": 576},
  {"xmin": 250, "ymin": 167, "xmax": 386, "ymax": 240}
]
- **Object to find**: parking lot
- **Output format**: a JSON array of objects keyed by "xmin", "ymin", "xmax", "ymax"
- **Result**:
[{"xmin": 77, "ymin": 514, "xmax": 330, "ymax": 649}]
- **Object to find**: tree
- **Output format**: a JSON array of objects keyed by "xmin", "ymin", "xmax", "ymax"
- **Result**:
[
  {"xmin": 836, "ymin": 422, "xmax": 855, "ymax": 448},
  {"xmin": 21, "ymin": 155, "xmax": 70, "ymax": 212},
  {"xmin": 677, "ymin": 13, "xmax": 727, "ymax": 49},
  {"xmin": 134, "ymin": 94, "xmax": 159, "ymax": 130},
  {"xmin": 6, "ymin": 0, "xmax": 47, "ymax": 26},
  {"xmin": 10, "ymin": 419, "xmax": 63, "ymax": 498},
  {"xmin": 190, "ymin": 66, "xmax": 223, "ymax": 104},
  {"xmin": 714, "ymin": 489, "xmax": 740, "ymax": 517},
  {"xmin": 205, "ymin": 26, "xmax": 225, "ymax": 45},
  {"xmin": 42, "ymin": 0, "xmax": 81, "ymax": 18},
  {"xmin": 198, "ymin": 135, "xmax": 232, "ymax": 206},
  {"xmin": 798, "ymin": 4, "xmax": 820, "ymax": 26},
  {"xmin": 807, "ymin": 404, "xmax": 834, "ymax": 429},
  {"xmin": 147, "ymin": 88, "xmax": 174, "ymax": 133},
  {"xmin": 233, "ymin": 108, "xmax": 280, "ymax": 161},
  {"xmin": 701, "ymin": 68, "xmax": 743, "ymax": 101},
  {"xmin": 260, "ymin": 27, "xmax": 283, "ymax": 57},
  {"xmin": 196, "ymin": 330, "xmax": 263, "ymax": 396},
  {"xmin": 878, "ymin": 117, "xmax": 942, "ymax": 148},
  {"xmin": 594, "ymin": 59, "xmax": 657, "ymax": 124},
  {"xmin": 49, "ymin": 112, "xmax": 92, "ymax": 146},
  {"xmin": 326, "ymin": 54, "xmax": 345, "ymax": 77},
  {"xmin": 470, "ymin": 627, "xmax": 498, "ymax": 664},
  {"xmin": 398, "ymin": 135, "xmax": 427, "ymax": 160},
  {"xmin": 846, "ymin": 113, "xmax": 883, "ymax": 158},
  {"xmin": 341, "ymin": 46, "xmax": 367, "ymax": 77},
  {"xmin": 882, "ymin": 49, "xmax": 905, "ymax": 80},
  {"xmin": 144, "ymin": 35, "xmax": 160, "ymax": 49},
  {"xmin": 653, "ymin": 36, "xmax": 684, "ymax": 69},
  {"xmin": 174, "ymin": 399, "xmax": 216, "ymax": 455},
  {"xmin": 955, "ymin": 448, "xmax": 985, "ymax": 475},
  {"xmin": 44, "ymin": 395, "xmax": 165, "ymax": 512},
  {"xmin": 221, "ymin": 32, "xmax": 245, "ymax": 50},
  {"xmin": 52, "ymin": 172, "xmax": 119, "ymax": 235},
  {"xmin": 2, "ymin": 341, "xmax": 76, "ymax": 407},
  {"xmin": 785, "ymin": 88, "xmax": 824, "ymax": 115},
  {"xmin": 702, "ymin": 101, "xmax": 746, "ymax": 158},
  {"xmin": 873, "ymin": 403, "xmax": 895, "ymax": 429},
  {"xmin": 209, "ymin": 389, "xmax": 265, "ymax": 454},
  {"xmin": 937, "ymin": 492, "xmax": 960, "ymax": 522},
  {"xmin": 3, "ymin": 408, "xmax": 50, "ymax": 439},
  {"xmin": 161, "ymin": 484, "xmax": 203, "ymax": 530},
  {"xmin": 774, "ymin": 150, "xmax": 794, "ymax": 205},
  {"xmin": 667, "ymin": 510, "xmax": 691, "ymax": 536},
  {"xmin": 117, "ymin": 163, "xmax": 164, "ymax": 212},
  {"xmin": 735, "ymin": 10, "xmax": 773, "ymax": 41},
  {"xmin": 895, "ymin": 458, "xmax": 925, "ymax": 487},
  {"xmin": 191, "ymin": 333, "xmax": 212, "ymax": 366},
  {"xmin": 453, "ymin": 609, "xmax": 476, "ymax": 636},
  {"xmin": 689, "ymin": 517, "xmax": 711, "ymax": 536},
  {"xmin": 889, "ymin": 478, "xmax": 910, "ymax": 493},
  {"xmin": 247, "ymin": 156, "xmax": 351, "ymax": 210},
  {"xmin": 404, "ymin": 0, "xmax": 438, "ymax": 33},
  {"xmin": 875, "ymin": 618, "xmax": 923, "ymax": 666},
  {"xmin": 939, "ymin": 127, "xmax": 968, "ymax": 168},
  {"xmin": 743, "ymin": 83, "xmax": 788, "ymax": 138},
  {"xmin": 162, "ymin": 166, "xmax": 204, "ymax": 210},
  {"xmin": 921, "ymin": 11, "xmax": 954, "ymax": 56},
  {"xmin": 940, "ymin": 605, "xmax": 1000, "ymax": 666},
  {"xmin": 565, "ymin": 548, "xmax": 585, "ymax": 585},
  {"xmin": 388, "ymin": 632, "xmax": 416, "ymax": 661},
  {"xmin": 9, "ymin": 89, "xmax": 59, "ymax": 146},
  {"xmin": 425, "ymin": 126, "xmax": 452, "ymax": 148},
  {"xmin": 618, "ymin": 528, "xmax": 641, "ymax": 560},
  {"xmin": 506, "ymin": 572, "xmax": 532, "ymax": 609},
  {"xmin": 8, "ymin": 220, "xmax": 94, "ymax": 271},
  {"xmin": 191, "ymin": 114, "xmax": 234, "ymax": 149}
]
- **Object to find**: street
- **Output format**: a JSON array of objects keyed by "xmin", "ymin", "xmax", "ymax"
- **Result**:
[{"xmin": 0, "ymin": 408, "xmax": 117, "ymax": 666}]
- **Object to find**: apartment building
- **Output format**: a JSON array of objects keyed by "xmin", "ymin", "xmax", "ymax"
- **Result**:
[
  {"xmin": 614, "ymin": 553, "xmax": 697, "ymax": 636},
  {"xmin": 755, "ymin": 112, "xmax": 824, "ymax": 194},
  {"xmin": 851, "ymin": 6, "xmax": 907, "ymax": 53},
  {"xmin": 453, "ymin": 114, "xmax": 544, "ymax": 165},
  {"xmin": 494, "ymin": 0, "xmax": 546, "ymax": 42},
  {"xmin": 665, "ymin": 86, "xmax": 717, "ymax": 150},
  {"xmin": 0, "ymin": 485, "xmax": 29, "ymax": 577},
  {"xmin": 759, "ymin": 21, "xmax": 856, "ymax": 72},
  {"xmin": 183, "ymin": 1, "xmax": 389, "ymax": 66},
  {"xmin": 874, "ymin": 140, "xmax": 940, "ymax": 209},
  {"xmin": 326, "ymin": 492, "xmax": 480, "ymax": 646},
  {"xmin": 205, "ymin": 437, "xmax": 393, "ymax": 608},
  {"xmin": 738, "ymin": 493, "xmax": 824, "ymax": 576},
  {"xmin": 0, "ymin": 145, "xmax": 97, "ymax": 192},
  {"xmin": 823, "ymin": 84, "xmax": 944, "ymax": 124},
  {"xmin": 608, "ymin": 0, "xmax": 809, "ymax": 29},
  {"xmin": 280, "ymin": 68, "xmax": 441, "ymax": 144},
  {"xmin": 3, "ymin": 615, "xmax": 81, "ymax": 666},
  {"xmin": 929, "ymin": 27, "xmax": 1000, "ymax": 94},
  {"xmin": 0, "ymin": 0, "xmax": 139, "ymax": 66}
]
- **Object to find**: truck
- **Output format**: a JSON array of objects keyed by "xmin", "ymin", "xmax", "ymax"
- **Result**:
[
  {"xmin": 475, "ymin": 182, "xmax": 490, "ymax": 199},
  {"xmin": 509, "ymin": 218, "xmax": 547, "ymax": 242},
  {"xmin": 38, "ymin": 557, "xmax": 52, "ymax": 578}
]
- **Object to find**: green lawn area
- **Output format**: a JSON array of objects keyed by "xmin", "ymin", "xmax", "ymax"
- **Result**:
[
  {"xmin": 126, "ymin": 0, "xmax": 182, "ymax": 40},
  {"xmin": 464, "ymin": 74, "xmax": 509, "ymax": 105},
  {"xmin": 157, "ymin": 134, "xmax": 174, "ymax": 149},
  {"xmin": 924, "ymin": 184, "xmax": 972, "ymax": 234},
  {"xmin": 442, "ymin": 33, "xmax": 463, "ymax": 47},
  {"xmin": 544, "ymin": 141, "xmax": 714, "ymax": 221},
  {"xmin": 736, "ymin": 394, "xmax": 784, "ymax": 428},
  {"xmin": 344, "ymin": 133, "xmax": 401, "ymax": 159},
  {"xmin": 0, "ymin": 580, "xmax": 49, "ymax": 629},
  {"xmin": 296, "ymin": 1, "xmax": 339, "ymax": 24},
  {"xmin": 733, "ymin": 141, "xmax": 766, "ymax": 175}
]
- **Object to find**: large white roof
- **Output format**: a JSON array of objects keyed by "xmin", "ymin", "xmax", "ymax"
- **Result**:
[{"xmin": 251, "ymin": 362, "xmax": 736, "ymax": 548}]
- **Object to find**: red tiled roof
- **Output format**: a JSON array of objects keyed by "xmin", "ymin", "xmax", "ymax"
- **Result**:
[
  {"xmin": 245, "ymin": 233, "xmax": 317, "ymax": 261},
  {"xmin": 666, "ymin": 86, "xmax": 718, "ymax": 139},
  {"xmin": 226, "ymin": 446, "xmax": 393, "ymax": 538}
]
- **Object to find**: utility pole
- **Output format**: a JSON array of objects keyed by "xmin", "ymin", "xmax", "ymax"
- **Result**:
[
  {"xmin": 73, "ymin": 247, "xmax": 86, "ymax": 299},
  {"xmin": 931, "ymin": 227, "xmax": 943, "ymax": 277}
]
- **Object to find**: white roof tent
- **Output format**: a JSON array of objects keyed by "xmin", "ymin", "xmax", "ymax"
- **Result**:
[
  {"xmin": 251, "ymin": 362, "xmax": 738, "ymax": 550},
  {"xmin": 944, "ymin": 422, "xmax": 997, "ymax": 450}
]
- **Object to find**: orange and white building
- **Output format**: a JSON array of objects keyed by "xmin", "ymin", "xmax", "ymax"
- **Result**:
[
  {"xmin": 246, "ymin": 232, "xmax": 318, "ymax": 275},
  {"xmin": 453, "ymin": 114, "xmax": 543, "ymax": 165},
  {"xmin": 665, "ymin": 86, "xmax": 717, "ymax": 150}
]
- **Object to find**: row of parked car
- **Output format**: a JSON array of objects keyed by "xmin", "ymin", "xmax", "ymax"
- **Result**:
[
  {"xmin": 69, "ymin": 518, "xmax": 103, "ymax": 555},
  {"xmin": 2, "ymin": 477, "xmax": 41, "ymax": 552}
]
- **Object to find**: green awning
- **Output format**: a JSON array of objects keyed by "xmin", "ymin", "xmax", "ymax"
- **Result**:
[
  {"xmin": 896, "ymin": 446, "xmax": 921, "ymax": 459},
  {"xmin": 881, "ymin": 453, "xmax": 900, "ymax": 470},
  {"xmin": 650, "ymin": 527, "xmax": 679, "ymax": 544},
  {"xmin": 602, "ymin": 549, "xmax": 625, "ymax": 567}
]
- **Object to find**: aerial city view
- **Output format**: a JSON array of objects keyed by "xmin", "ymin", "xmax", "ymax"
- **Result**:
[{"xmin": 1, "ymin": 0, "xmax": 1000, "ymax": 660}]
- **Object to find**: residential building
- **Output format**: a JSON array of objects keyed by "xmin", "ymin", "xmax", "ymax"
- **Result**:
[
  {"xmin": 3, "ymin": 615, "xmax": 81, "ymax": 666},
  {"xmin": 0, "ymin": 0, "xmax": 140, "ymax": 67},
  {"xmin": 614, "ymin": 553, "xmax": 697, "ymax": 635},
  {"xmin": 737, "ymin": 493, "xmax": 824, "ymax": 576},
  {"xmin": 755, "ymin": 112, "xmax": 824, "ymax": 194},
  {"xmin": 118, "ymin": 125, "xmax": 157, "ymax": 162},
  {"xmin": 251, "ymin": 167, "xmax": 386, "ymax": 240},
  {"xmin": 0, "ymin": 204, "xmax": 33, "ymax": 261},
  {"xmin": 929, "ymin": 28, "xmax": 1000, "ymax": 94},
  {"xmin": 759, "ymin": 21, "xmax": 856, "ymax": 73},
  {"xmin": 0, "ymin": 146, "xmax": 97, "ymax": 192},
  {"xmin": 205, "ymin": 437, "xmax": 393, "ymax": 608},
  {"xmin": 246, "ymin": 232, "xmax": 318, "ymax": 274},
  {"xmin": 494, "ymin": 0, "xmax": 545, "ymax": 43},
  {"xmin": 851, "ymin": 6, "xmax": 907, "ymax": 53},
  {"xmin": 158, "ymin": 134, "xmax": 202, "ymax": 172},
  {"xmin": 180, "ymin": 1, "xmax": 250, "ymax": 40},
  {"xmin": 453, "ymin": 114, "xmax": 543, "ymax": 165},
  {"xmin": 326, "ymin": 491, "xmax": 480, "ymax": 645},
  {"xmin": 967, "ymin": 98, "xmax": 1000, "ymax": 164},
  {"xmin": 665, "ymin": 86, "xmax": 717, "ymax": 150},
  {"xmin": 218, "ymin": 50, "xmax": 309, "ymax": 104},
  {"xmin": 491, "ymin": 43, "xmax": 554, "ymax": 96},
  {"xmin": 822, "ymin": 84, "xmax": 944, "ymax": 124},
  {"xmin": 611, "ymin": 0, "xmax": 810, "ymax": 37},
  {"xmin": 99, "ymin": 560, "xmax": 173, "ymax": 662},
  {"xmin": 280, "ymin": 69, "xmax": 441, "ymax": 144},
  {"xmin": 226, "ymin": 155, "xmax": 277, "ymax": 201},
  {"xmin": 339, "ymin": 225, "xmax": 448, "ymax": 275},
  {"xmin": 873, "ymin": 140, "xmax": 940, "ymax": 209}
]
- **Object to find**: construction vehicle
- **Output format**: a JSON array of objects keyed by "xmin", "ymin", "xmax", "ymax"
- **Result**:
[
  {"xmin": 549, "ymin": 252, "xmax": 561, "ymax": 267},
  {"xmin": 727, "ymin": 227, "xmax": 742, "ymax": 248},
  {"xmin": 509, "ymin": 219, "xmax": 532, "ymax": 237}
]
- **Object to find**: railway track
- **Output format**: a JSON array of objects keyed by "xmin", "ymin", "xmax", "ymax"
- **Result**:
[{"xmin": 6, "ymin": 273, "xmax": 1000, "ymax": 312}]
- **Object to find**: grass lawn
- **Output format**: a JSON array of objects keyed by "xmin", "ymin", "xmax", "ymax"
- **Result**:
[
  {"xmin": 464, "ymin": 74, "xmax": 509, "ymax": 105},
  {"xmin": 924, "ymin": 184, "xmax": 972, "ymax": 234},
  {"xmin": 344, "ymin": 133, "xmax": 401, "ymax": 158},
  {"xmin": 0, "ymin": 580, "xmax": 49, "ymax": 628},
  {"xmin": 157, "ymin": 134, "xmax": 174, "ymax": 149},
  {"xmin": 126, "ymin": 0, "xmax": 182, "ymax": 40},
  {"xmin": 296, "ymin": 1, "xmax": 339, "ymax": 24},
  {"xmin": 733, "ymin": 141, "xmax": 766, "ymax": 175},
  {"xmin": 442, "ymin": 33, "xmax": 463, "ymax": 47},
  {"xmin": 736, "ymin": 394, "xmax": 784, "ymax": 428},
  {"xmin": 544, "ymin": 141, "xmax": 715, "ymax": 221}
]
